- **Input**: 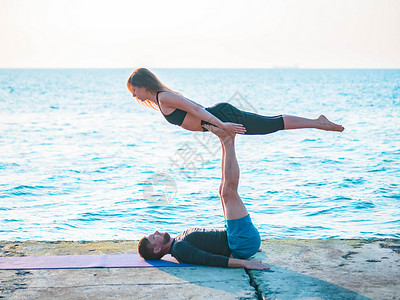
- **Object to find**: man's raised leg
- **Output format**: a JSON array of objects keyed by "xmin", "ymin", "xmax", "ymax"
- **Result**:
[
  {"xmin": 203, "ymin": 124, "xmax": 266, "ymax": 266},
  {"xmin": 203, "ymin": 124, "xmax": 248, "ymax": 220}
]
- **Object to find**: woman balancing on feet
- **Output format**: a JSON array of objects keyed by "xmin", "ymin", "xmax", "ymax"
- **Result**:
[{"xmin": 127, "ymin": 68, "xmax": 344, "ymax": 135}]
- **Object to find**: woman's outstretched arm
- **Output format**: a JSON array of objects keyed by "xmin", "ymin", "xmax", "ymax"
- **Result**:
[{"xmin": 159, "ymin": 92, "xmax": 247, "ymax": 134}]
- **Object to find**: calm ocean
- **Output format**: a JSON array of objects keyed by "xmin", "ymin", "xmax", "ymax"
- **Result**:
[{"xmin": 0, "ymin": 69, "xmax": 399, "ymax": 240}]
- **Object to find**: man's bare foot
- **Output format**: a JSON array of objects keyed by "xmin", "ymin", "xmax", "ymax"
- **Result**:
[
  {"xmin": 202, "ymin": 124, "xmax": 235, "ymax": 142},
  {"xmin": 317, "ymin": 115, "xmax": 344, "ymax": 132}
]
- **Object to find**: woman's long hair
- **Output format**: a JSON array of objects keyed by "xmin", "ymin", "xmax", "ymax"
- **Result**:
[{"xmin": 127, "ymin": 68, "xmax": 177, "ymax": 110}]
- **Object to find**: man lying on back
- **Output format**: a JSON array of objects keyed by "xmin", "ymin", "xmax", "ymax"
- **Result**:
[{"xmin": 138, "ymin": 124, "xmax": 269, "ymax": 270}]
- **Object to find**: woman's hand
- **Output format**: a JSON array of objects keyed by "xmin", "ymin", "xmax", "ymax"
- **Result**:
[{"xmin": 222, "ymin": 122, "xmax": 247, "ymax": 135}]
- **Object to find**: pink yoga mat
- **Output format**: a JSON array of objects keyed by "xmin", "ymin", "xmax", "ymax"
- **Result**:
[{"xmin": 0, "ymin": 254, "xmax": 195, "ymax": 270}]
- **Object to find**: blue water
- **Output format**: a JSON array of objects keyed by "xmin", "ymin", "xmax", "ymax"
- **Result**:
[{"xmin": 0, "ymin": 69, "xmax": 399, "ymax": 240}]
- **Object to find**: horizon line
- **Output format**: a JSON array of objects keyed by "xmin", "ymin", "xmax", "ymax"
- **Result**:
[{"xmin": 1, "ymin": 67, "xmax": 400, "ymax": 70}]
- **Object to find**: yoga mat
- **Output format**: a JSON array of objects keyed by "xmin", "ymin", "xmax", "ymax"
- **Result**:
[{"xmin": 0, "ymin": 254, "xmax": 196, "ymax": 270}]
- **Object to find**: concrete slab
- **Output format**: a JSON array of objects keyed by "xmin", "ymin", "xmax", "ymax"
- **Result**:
[
  {"xmin": 0, "ymin": 267, "xmax": 257, "ymax": 299},
  {"xmin": 1, "ymin": 239, "xmax": 399, "ymax": 299},
  {"xmin": 249, "ymin": 239, "xmax": 400, "ymax": 300},
  {"xmin": 0, "ymin": 241, "xmax": 257, "ymax": 299}
]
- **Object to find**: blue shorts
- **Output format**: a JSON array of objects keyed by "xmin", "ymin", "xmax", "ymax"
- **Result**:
[{"xmin": 225, "ymin": 214, "xmax": 261, "ymax": 259}]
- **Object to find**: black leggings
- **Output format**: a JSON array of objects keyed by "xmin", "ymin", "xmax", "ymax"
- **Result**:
[{"xmin": 201, "ymin": 103, "xmax": 284, "ymax": 135}]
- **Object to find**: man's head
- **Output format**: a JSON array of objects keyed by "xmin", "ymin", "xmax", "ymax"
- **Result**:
[{"xmin": 138, "ymin": 231, "xmax": 171, "ymax": 260}]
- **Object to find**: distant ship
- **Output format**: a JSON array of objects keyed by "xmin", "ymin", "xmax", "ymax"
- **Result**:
[{"xmin": 272, "ymin": 65, "xmax": 299, "ymax": 69}]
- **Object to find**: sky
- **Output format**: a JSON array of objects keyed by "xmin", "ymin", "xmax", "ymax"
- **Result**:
[{"xmin": 0, "ymin": 0, "xmax": 399, "ymax": 69}]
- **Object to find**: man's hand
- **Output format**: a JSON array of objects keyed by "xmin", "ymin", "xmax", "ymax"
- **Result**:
[
  {"xmin": 228, "ymin": 257, "xmax": 269, "ymax": 270},
  {"xmin": 244, "ymin": 260, "xmax": 270, "ymax": 270}
]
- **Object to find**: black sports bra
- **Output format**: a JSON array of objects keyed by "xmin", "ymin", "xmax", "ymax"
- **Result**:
[{"xmin": 156, "ymin": 91, "xmax": 187, "ymax": 126}]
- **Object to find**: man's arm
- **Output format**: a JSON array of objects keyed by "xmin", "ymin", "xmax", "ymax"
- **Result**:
[
  {"xmin": 228, "ymin": 258, "xmax": 270, "ymax": 270},
  {"xmin": 173, "ymin": 241, "xmax": 229, "ymax": 267},
  {"xmin": 174, "ymin": 242, "xmax": 269, "ymax": 270}
]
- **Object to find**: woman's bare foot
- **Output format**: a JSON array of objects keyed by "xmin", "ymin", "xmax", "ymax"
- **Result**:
[
  {"xmin": 317, "ymin": 115, "xmax": 345, "ymax": 132},
  {"xmin": 202, "ymin": 124, "xmax": 235, "ymax": 142}
]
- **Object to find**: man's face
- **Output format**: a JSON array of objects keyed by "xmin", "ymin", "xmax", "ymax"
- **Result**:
[{"xmin": 147, "ymin": 231, "xmax": 170, "ymax": 249}]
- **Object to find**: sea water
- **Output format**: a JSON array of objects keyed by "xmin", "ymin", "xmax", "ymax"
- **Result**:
[{"xmin": 0, "ymin": 69, "xmax": 399, "ymax": 240}]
